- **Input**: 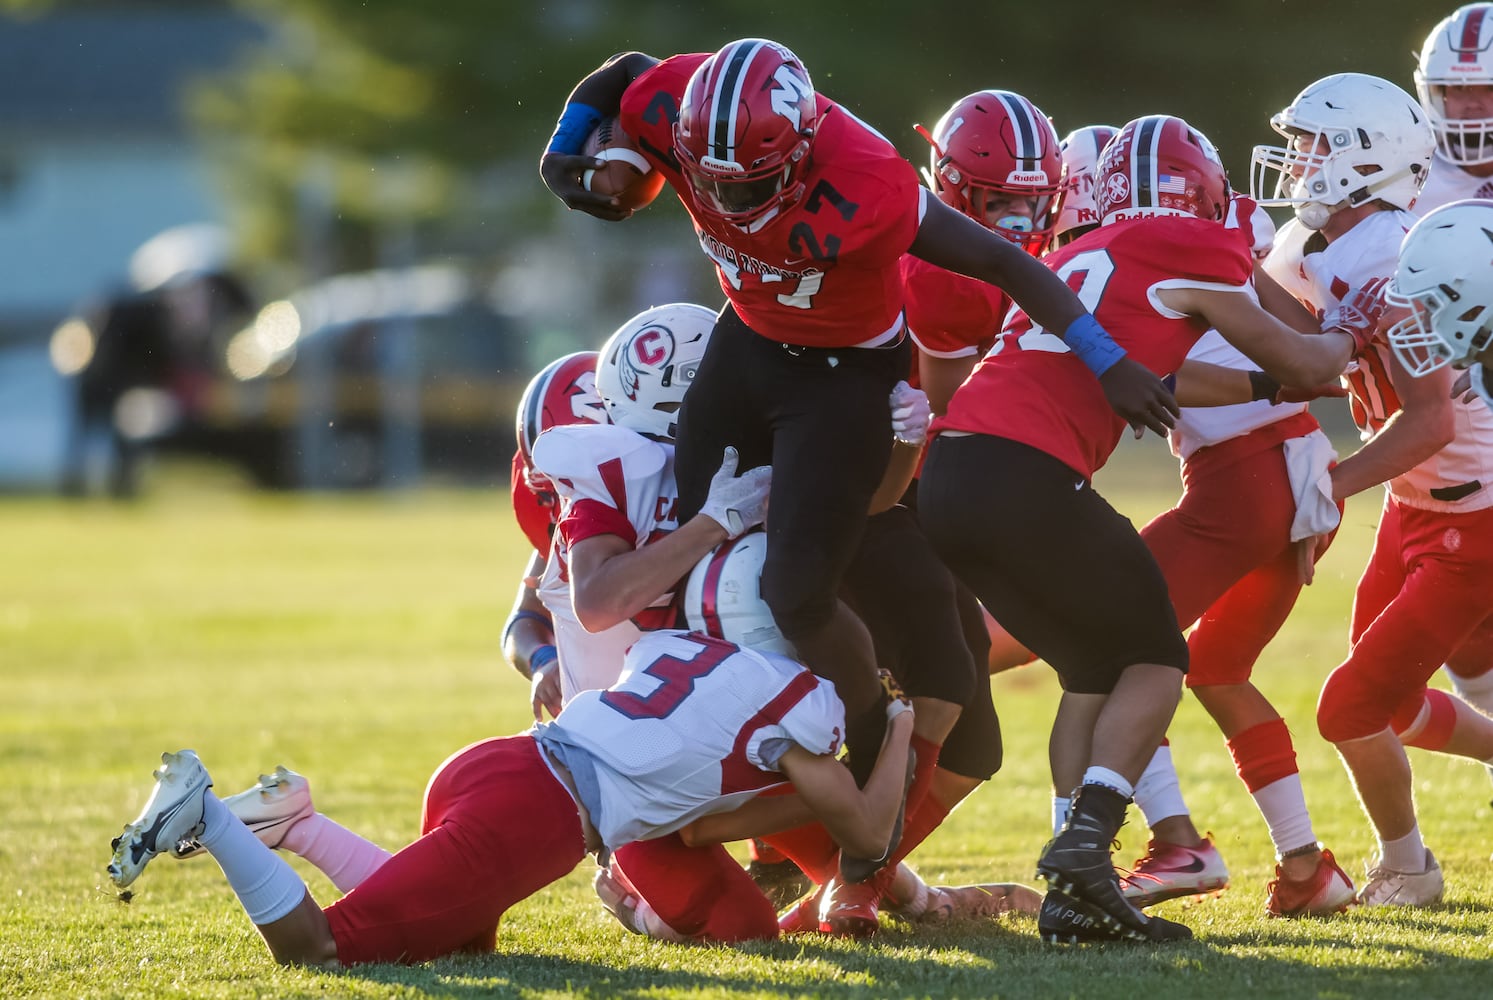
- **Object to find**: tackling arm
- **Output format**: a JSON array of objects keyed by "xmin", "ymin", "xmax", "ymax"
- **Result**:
[
  {"xmin": 568, "ymin": 515, "xmax": 728, "ymax": 633},
  {"xmin": 1329, "ymin": 360, "xmax": 1456, "ymax": 502}
]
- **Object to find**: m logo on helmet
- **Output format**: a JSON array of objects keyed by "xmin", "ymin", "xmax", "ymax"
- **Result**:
[{"xmin": 770, "ymin": 64, "xmax": 813, "ymax": 132}]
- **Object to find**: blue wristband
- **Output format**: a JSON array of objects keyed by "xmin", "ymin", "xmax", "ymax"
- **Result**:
[
  {"xmin": 529, "ymin": 644, "xmax": 559, "ymax": 675},
  {"xmin": 546, "ymin": 102, "xmax": 604, "ymax": 156},
  {"xmin": 1063, "ymin": 314, "xmax": 1127, "ymax": 378},
  {"xmin": 502, "ymin": 608, "xmax": 552, "ymax": 648}
]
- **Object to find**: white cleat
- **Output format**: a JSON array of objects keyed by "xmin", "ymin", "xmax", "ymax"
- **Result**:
[
  {"xmin": 1357, "ymin": 849, "xmax": 1444, "ymax": 908},
  {"xmin": 593, "ymin": 865, "xmax": 686, "ymax": 941},
  {"xmin": 108, "ymin": 750, "xmax": 212, "ymax": 889},
  {"xmin": 173, "ymin": 765, "xmax": 313, "ymax": 859}
]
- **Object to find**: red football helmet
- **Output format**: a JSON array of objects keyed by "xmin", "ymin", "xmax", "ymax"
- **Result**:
[
  {"xmin": 673, "ymin": 39, "xmax": 820, "ymax": 228},
  {"xmin": 515, "ymin": 350, "xmax": 606, "ymax": 498},
  {"xmin": 917, "ymin": 90, "xmax": 1062, "ymax": 254},
  {"xmin": 1095, "ymin": 115, "xmax": 1229, "ymax": 225}
]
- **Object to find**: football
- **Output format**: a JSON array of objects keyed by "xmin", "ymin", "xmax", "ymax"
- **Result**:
[{"xmin": 582, "ymin": 116, "xmax": 665, "ymax": 212}]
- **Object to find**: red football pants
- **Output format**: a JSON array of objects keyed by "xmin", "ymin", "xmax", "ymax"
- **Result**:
[
  {"xmin": 612, "ymin": 834, "xmax": 779, "ymax": 942},
  {"xmin": 1318, "ymin": 497, "xmax": 1493, "ymax": 742},
  {"xmin": 323, "ymin": 736, "xmax": 587, "ymax": 965}
]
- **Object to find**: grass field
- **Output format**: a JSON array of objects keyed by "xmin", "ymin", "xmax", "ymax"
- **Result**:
[{"xmin": 3, "ymin": 453, "xmax": 1491, "ymax": 999}]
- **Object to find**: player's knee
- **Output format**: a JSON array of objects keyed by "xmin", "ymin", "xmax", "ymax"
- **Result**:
[
  {"xmin": 762, "ymin": 555, "xmax": 837, "ymax": 640},
  {"xmin": 1316, "ymin": 666, "xmax": 1395, "ymax": 743}
]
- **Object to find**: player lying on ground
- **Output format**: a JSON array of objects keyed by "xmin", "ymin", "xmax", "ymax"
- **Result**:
[{"xmin": 106, "ymin": 628, "xmax": 913, "ymax": 966}]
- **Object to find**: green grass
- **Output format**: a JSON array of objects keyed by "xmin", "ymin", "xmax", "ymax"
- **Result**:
[{"xmin": 3, "ymin": 454, "xmax": 1491, "ymax": 999}]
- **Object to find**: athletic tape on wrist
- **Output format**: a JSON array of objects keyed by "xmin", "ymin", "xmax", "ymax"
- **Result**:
[
  {"xmin": 546, "ymin": 102, "xmax": 604, "ymax": 156},
  {"xmin": 1063, "ymin": 314, "xmax": 1127, "ymax": 377}
]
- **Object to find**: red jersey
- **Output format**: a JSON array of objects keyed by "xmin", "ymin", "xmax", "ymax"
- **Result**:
[
  {"xmin": 510, "ymin": 450, "xmax": 557, "ymax": 557},
  {"xmin": 934, "ymin": 215, "xmax": 1254, "ymax": 479},
  {"xmin": 619, "ymin": 54, "xmax": 922, "ymax": 349},
  {"xmin": 900, "ymin": 254, "xmax": 1009, "ymax": 361}
]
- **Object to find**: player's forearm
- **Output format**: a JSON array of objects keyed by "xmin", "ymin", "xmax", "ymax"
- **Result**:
[
  {"xmin": 867, "ymin": 443, "xmax": 920, "ymax": 515},
  {"xmin": 1254, "ymin": 263, "xmax": 1319, "ymax": 333},
  {"xmin": 571, "ymin": 518, "xmax": 726, "ymax": 631},
  {"xmin": 676, "ymin": 794, "xmax": 816, "ymax": 847},
  {"xmin": 563, "ymin": 52, "xmax": 657, "ymax": 116},
  {"xmin": 1172, "ymin": 360, "xmax": 1255, "ymax": 407},
  {"xmin": 1329, "ymin": 409, "xmax": 1455, "ymax": 501}
]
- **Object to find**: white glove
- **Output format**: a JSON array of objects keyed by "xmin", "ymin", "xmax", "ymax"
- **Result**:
[
  {"xmin": 698, "ymin": 446, "xmax": 772, "ymax": 539},
  {"xmin": 890, "ymin": 380, "xmax": 932, "ymax": 447}
]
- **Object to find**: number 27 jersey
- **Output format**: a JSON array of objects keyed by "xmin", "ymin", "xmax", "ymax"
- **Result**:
[{"xmin": 935, "ymin": 215, "xmax": 1254, "ymax": 479}]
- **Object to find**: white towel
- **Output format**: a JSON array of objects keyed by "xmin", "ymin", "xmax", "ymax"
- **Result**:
[{"xmin": 1283, "ymin": 430, "xmax": 1340, "ymax": 542}]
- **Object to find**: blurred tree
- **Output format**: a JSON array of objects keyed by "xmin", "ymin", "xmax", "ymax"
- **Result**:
[{"xmin": 6, "ymin": 0, "xmax": 1443, "ymax": 276}]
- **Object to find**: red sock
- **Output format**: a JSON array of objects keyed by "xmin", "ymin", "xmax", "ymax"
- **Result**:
[
  {"xmin": 904, "ymin": 734, "xmax": 943, "ymax": 819},
  {"xmin": 1226, "ymin": 717, "xmax": 1299, "ymax": 793},
  {"xmin": 614, "ymin": 835, "xmax": 778, "ymax": 942},
  {"xmin": 764, "ymin": 823, "xmax": 840, "ymax": 885},
  {"xmin": 888, "ymin": 785, "xmax": 953, "ymax": 870}
]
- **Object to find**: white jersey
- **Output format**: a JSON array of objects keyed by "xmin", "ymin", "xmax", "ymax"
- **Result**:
[
  {"xmin": 532, "ymin": 630, "xmax": 845, "ymax": 850},
  {"xmin": 531, "ymin": 423, "xmax": 684, "ymax": 701},
  {"xmin": 1264, "ymin": 212, "xmax": 1493, "ymax": 512},
  {"xmin": 1170, "ymin": 199, "xmax": 1310, "ymax": 459},
  {"xmin": 1415, "ymin": 153, "xmax": 1493, "ymax": 216}
]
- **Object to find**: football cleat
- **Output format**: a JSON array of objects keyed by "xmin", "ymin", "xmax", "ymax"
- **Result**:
[
  {"xmin": 1036, "ymin": 785, "xmax": 1191, "ymax": 942},
  {"xmin": 777, "ymin": 885, "xmax": 828, "ymax": 935},
  {"xmin": 1357, "ymin": 849, "xmax": 1444, "ymax": 908},
  {"xmin": 108, "ymin": 750, "xmax": 212, "ymax": 889},
  {"xmin": 593, "ymin": 864, "xmax": 686, "ymax": 941},
  {"xmin": 1264, "ymin": 847, "xmax": 1356, "ymax": 917},
  {"xmin": 1039, "ymin": 887, "xmax": 1125, "ymax": 944},
  {"xmin": 1121, "ymin": 834, "xmax": 1230, "ymax": 907},
  {"xmin": 174, "ymin": 765, "xmax": 313, "ymax": 859},
  {"xmin": 818, "ymin": 877, "xmax": 881, "ymax": 937}
]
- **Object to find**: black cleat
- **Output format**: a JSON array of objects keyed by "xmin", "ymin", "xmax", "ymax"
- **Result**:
[{"xmin": 1039, "ymin": 888, "xmax": 1123, "ymax": 943}]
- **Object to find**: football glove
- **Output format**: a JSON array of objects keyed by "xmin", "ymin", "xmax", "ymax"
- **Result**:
[
  {"xmin": 1322, "ymin": 277, "xmax": 1388, "ymax": 356},
  {"xmin": 698, "ymin": 446, "xmax": 772, "ymax": 539},
  {"xmin": 889, "ymin": 380, "xmax": 932, "ymax": 447}
]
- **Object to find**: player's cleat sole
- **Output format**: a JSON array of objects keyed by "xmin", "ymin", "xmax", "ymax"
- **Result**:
[
  {"xmin": 108, "ymin": 750, "xmax": 212, "ymax": 889},
  {"xmin": 1122, "ymin": 834, "xmax": 1230, "ymax": 907},
  {"xmin": 1265, "ymin": 846, "xmax": 1356, "ymax": 917},
  {"xmin": 173, "ymin": 765, "xmax": 313, "ymax": 859}
]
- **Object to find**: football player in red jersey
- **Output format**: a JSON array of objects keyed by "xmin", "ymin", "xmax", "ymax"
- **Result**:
[
  {"xmin": 919, "ymin": 114, "xmax": 1381, "ymax": 943},
  {"xmin": 1254, "ymin": 73, "xmax": 1493, "ymax": 907},
  {"xmin": 539, "ymin": 40, "xmax": 1178, "ymax": 814},
  {"xmin": 106, "ymin": 615, "xmax": 916, "ymax": 964},
  {"xmin": 504, "ymin": 350, "xmax": 607, "ymax": 719}
]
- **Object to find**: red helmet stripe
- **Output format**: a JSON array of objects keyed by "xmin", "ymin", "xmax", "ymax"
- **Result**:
[
  {"xmin": 698, "ymin": 538, "xmax": 734, "ymax": 639},
  {"xmin": 1461, "ymin": 7, "xmax": 1488, "ymax": 62}
]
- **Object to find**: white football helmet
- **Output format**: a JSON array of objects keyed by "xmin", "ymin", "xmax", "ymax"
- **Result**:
[
  {"xmin": 682, "ymin": 530, "xmax": 795, "ymax": 657},
  {"xmin": 1417, "ymin": 4, "xmax": 1493, "ymax": 166},
  {"xmin": 595, "ymin": 303, "xmax": 716, "ymax": 441},
  {"xmin": 1052, "ymin": 125, "xmax": 1118, "ymax": 245},
  {"xmin": 1250, "ymin": 73, "xmax": 1434, "ymax": 230},
  {"xmin": 1387, "ymin": 199, "xmax": 1493, "ymax": 375}
]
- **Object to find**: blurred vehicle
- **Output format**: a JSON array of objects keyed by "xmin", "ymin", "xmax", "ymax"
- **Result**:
[{"xmin": 188, "ymin": 266, "xmax": 529, "ymax": 488}]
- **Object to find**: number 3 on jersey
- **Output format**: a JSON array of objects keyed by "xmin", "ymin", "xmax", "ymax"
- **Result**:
[
  {"xmin": 600, "ymin": 635, "xmax": 737, "ymax": 720},
  {"xmin": 990, "ymin": 248, "xmax": 1116, "ymax": 357}
]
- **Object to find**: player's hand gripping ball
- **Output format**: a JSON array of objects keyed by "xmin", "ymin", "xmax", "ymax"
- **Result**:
[{"xmin": 582, "ymin": 117, "xmax": 665, "ymax": 212}]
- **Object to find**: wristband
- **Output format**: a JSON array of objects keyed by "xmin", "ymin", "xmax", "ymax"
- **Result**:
[
  {"xmin": 1248, "ymin": 370, "xmax": 1281, "ymax": 403},
  {"xmin": 886, "ymin": 698, "xmax": 914, "ymax": 723},
  {"xmin": 546, "ymin": 102, "xmax": 604, "ymax": 156},
  {"xmin": 502, "ymin": 608, "xmax": 552, "ymax": 648},
  {"xmin": 529, "ymin": 644, "xmax": 558, "ymax": 676},
  {"xmin": 1062, "ymin": 314, "xmax": 1127, "ymax": 378}
]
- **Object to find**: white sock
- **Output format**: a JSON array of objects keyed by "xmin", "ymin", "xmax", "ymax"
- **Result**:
[
  {"xmin": 1445, "ymin": 665, "xmax": 1493, "ymax": 716},
  {"xmin": 279, "ymin": 813, "xmax": 393, "ymax": 894},
  {"xmin": 198, "ymin": 794, "xmax": 308, "ymax": 925},
  {"xmin": 1133, "ymin": 746, "xmax": 1189, "ymax": 830},
  {"xmin": 1082, "ymin": 767, "xmax": 1134, "ymax": 800},
  {"xmin": 1052, "ymin": 795, "xmax": 1071, "ymax": 836},
  {"xmin": 1378, "ymin": 824, "xmax": 1427, "ymax": 874},
  {"xmin": 1251, "ymin": 773, "xmax": 1317, "ymax": 858}
]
